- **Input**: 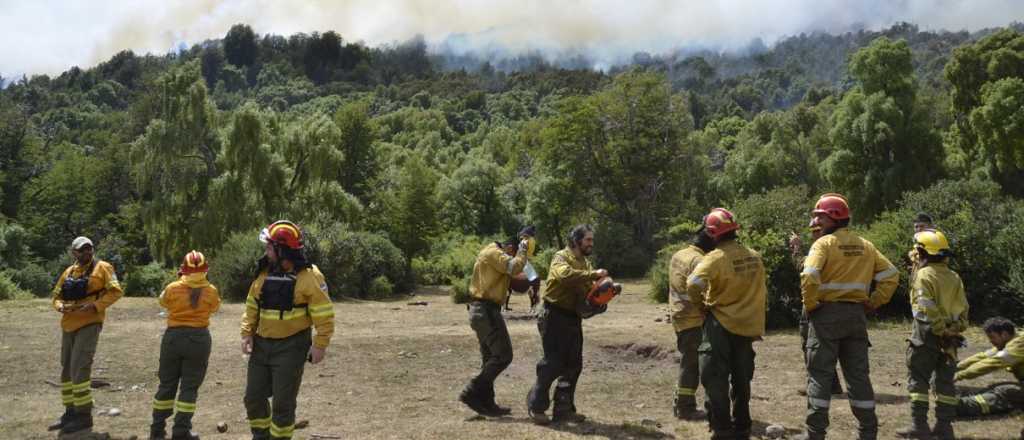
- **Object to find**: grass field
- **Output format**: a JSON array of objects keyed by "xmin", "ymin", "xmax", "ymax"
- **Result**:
[{"xmin": 0, "ymin": 281, "xmax": 1021, "ymax": 439}]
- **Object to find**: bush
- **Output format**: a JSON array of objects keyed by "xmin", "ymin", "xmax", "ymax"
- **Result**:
[
  {"xmin": 5, "ymin": 261, "xmax": 56, "ymax": 297},
  {"xmin": 208, "ymin": 230, "xmax": 264, "ymax": 301},
  {"xmin": 863, "ymin": 179, "xmax": 1024, "ymax": 320},
  {"xmin": 0, "ymin": 271, "xmax": 31, "ymax": 300},
  {"xmin": 411, "ymin": 233, "xmax": 487, "ymax": 285},
  {"xmin": 367, "ymin": 275, "xmax": 394, "ymax": 299},
  {"xmin": 594, "ymin": 221, "xmax": 652, "ymax": 277},
  {"xmin": 531, "ymin": 246, "xmax": 558, "ymax": 282},
  {"xmin": 306, "ymin": 222, "xmax": 410, "ymax": 298},
  {"xmin": 449, "ymin": 274, "xmax": 472, "ymax": 304},
  {"xmin": 646, "ymin": 243, "xmax": 685, "ymax": 303},
  {"xmin": 123, "ymin": 262, "xmax": 175, "ymax": 297}
]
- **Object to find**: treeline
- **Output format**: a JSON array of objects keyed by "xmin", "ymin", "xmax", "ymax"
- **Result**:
[{"xmin": 0, "ymin": 23, "xmax": 1022, "ymax": 326}]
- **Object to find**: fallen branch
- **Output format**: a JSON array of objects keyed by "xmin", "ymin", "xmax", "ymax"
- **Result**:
[{"xmin": 309, "ymin": 434, "xmax": 342, "ymax": 440}]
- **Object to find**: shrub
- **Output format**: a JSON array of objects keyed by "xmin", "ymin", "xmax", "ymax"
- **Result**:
[
  {"xmin": 367, "ymin": 275, "xmax": 394, "ymax": 299},
  {"xmin": 123, "ymin": 262, "xmax": 175, "ymax": 297},
  {"xmin": 411, "ymin": 233, "xmax": 487, "ymax": 285},
  {"xmin": 208, "ymin": 230, "xmax": 264, "ymax": 301},
  {"xmin": 5, "ymin": 261, "xmax": 56, "ymax": 297},
  {"xmin": 306, "ymin": 222, "xmax": 410, "ymax": 298},
  {"xmin": 0, "ymin": 271, "xmax": 31, "ymax": 300},
  {"xmin": 646, "ymin": 243, "xmax": 685, "ymax": 304},
  {"xmin": 449, "ymin": 274, "xmax": 472, "ymax": 304}
]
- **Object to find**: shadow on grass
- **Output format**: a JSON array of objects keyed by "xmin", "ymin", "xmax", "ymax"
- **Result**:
[{"xmin": 482, "ymin": 414, "xmax": 675, "ymax": 438}]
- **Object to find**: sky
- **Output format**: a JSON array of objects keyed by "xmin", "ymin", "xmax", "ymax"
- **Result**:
[{"xmin": 1, "ymin": 0, "xmax": 1023, "ymax": 79}]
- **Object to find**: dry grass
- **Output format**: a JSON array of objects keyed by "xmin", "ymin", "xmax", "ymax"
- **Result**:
[{"xmin": 0, "ymin": 281, "xmax": 1021, "ymax": 439}]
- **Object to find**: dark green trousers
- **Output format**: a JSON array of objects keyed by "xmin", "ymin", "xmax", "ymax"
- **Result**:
[
  {"xmin": 244, "ymin": 329, "xmax": 311, "ymax": 440},
  {"xmin": 956, "ymin": 382, "xmax": 1024, "ymax": 417},
  {"xmin": 800, "ymin": 310, "xmax": 842, "ymax": 393},
  {"xmin": 675, "ymin": 326, "xmax": 702, "ymax": 410},
  {"xmin": 805, "ymin": 302, "xmax": 877, "ymax": 440},
  {"xmin": 60, "ymin": 323, "xmax": 102, "ymax": 415},
  {"xmin": 151, "ymin": 327, "xmax": 212, "ymax": 437},
  {"xmin": 465, "ymin": 300, "xmax": 513, "ymax": 403},
  {"xmin": 699, "ymin": 313, "xmax": 756, "ymax": 437},
  {"xmin": 906, "ymin": 321, "xmax": 958, "ymax": 424},
  {"xmin": 527, "ymin": 302, "xmax": 583, "ymax": 415}
]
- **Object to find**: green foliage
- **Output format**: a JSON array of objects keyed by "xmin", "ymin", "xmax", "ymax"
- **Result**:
[
  {"xmin": 968, "ymin": 77, "xmax": 1024, "ymax": 194},
  {"xmin": 224, "ymin": 24, "xmax": 258, "ymax": 67},
  {"xmin": 305, "ymin": 222, "xmax": 409, "ymax": 298},
  {"xmin": 5, "ymin": 261, "xmax": 55, "ymax": 297},
  {"xmin": 0, "ymin": 271, "xmax": 31, "ymax": 300},
  {"xmin": 449, "ymin": 274, "xmax": 472, "ymax": 304},
  {"xmin": 646, "ymin": 243, "xmax": 685, "ymax": 303},
  {"xmin": 123, "ymin": 262, "xmax": 175, "ymax": 297},
  {"xmin": 367, "ymin": 275, "xmax": 394, "ymax": 299},
  {"xmin": 207, "ymin": 230, "xmax": 264, "ymax": 301},
  {"xmin": 410, "ymin": 234, "xmax": 485, "ymax": 285}
]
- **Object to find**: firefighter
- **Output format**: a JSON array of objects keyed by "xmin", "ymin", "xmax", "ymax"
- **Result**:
[
  {"xmin": 48, "ymin": 236, "xmax": 124, "ymax": 435},
  {"xmin": 794, "ymin": 194, "xmax": 899, "ymax": 440},
  {"xmin": 953, "ymin": 317, "xmax": 1023, "ymax": 418},
  {"xmin": 241, "ymin": 221, "xmax": 335, "ymax": 440},
  {"xmin": 684, "ymin": 208, "xmax": 767, "ymax": 440},
  {"xmin": 667, "ymin": 225, "xmax": 714, "ymax": 420},
  {"xmin": 459, "ymin": 234, "xmax": 529, "ymax": 416},
  {"xmin": 150, "ymin": 251, "xmax": 221, "ymax": 440},
  {"xmin": 895, "ymin": 230, "xmax": 968, "ymax": 440},
  {"xmin": 526, "ymin": 224, "xmax": 609, "ymax": 425},
  {"xmin": 789, "ymin": 224, "xmax": 844, "ymax": 396}
]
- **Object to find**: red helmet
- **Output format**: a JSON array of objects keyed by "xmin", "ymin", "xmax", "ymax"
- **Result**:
[
  {"xmin": 812, "ymin": 193, "xmax": 850, "ymax": 220},
  {"xmin": 179, "ymin": 250, "xmax": 208, "ymax": 275},
  {"xmin": 259, "ymin": 220, "xmax": 304, "ymax": 249},
  {"xmin": 704, "ymin": 208, "xmax": 740, "ymax": 239}
]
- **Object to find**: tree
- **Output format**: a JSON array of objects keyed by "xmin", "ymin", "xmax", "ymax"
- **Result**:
[
  {"xmin": 0, "ymin": 98, "xmax": 30, "ymax": 218},
  {"xmin": 969, "ymin": 78, "xmax": 1024, "ymax": 195},
  {"xmin": 224, "ymin": 24, "xmax": 258, "ymax": 67},
  {"xmin": 200, "ymin": 46, "xmax": 224, "ymax": 87},
  {"xmin": 334, "ymin": 101, "xmax": 377, "ymax": 200},
  {"xmin": 390, "ymin": 154, "xmax": 439, "ymax": 259}
]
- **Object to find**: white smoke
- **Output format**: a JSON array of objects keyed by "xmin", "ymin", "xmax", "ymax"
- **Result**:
[{"xmin": 1, "ymin": 0, "xmax": 1022, "ymax": 78}]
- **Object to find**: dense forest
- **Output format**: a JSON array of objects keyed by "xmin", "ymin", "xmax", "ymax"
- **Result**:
[{"xmin": 1, "ymin": 22, "xmax": 1023, "ymax": 327}]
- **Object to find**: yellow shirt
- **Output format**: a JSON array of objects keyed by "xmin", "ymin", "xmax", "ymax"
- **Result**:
[
  {"xmin": 240, "ymin": 265, "xmax": 335, "ymax": 348},
  {"xmin": 159, "ymin": 274, "xmax": 221, "ymax": 328},
  {"xmin": 669, "ymin": 245, "xmax": 706, "ymax": 332},
  {"xmin": 685, "ymin": 240, "xmax": 767, "ymax": 337},
  {"xmin": 469, "ymin": 243, "xmax": 527, "ymax": 305},
  {"xmin": 801, "ymin": 228, "xmax": 899, "ymax": 311},
  {"xmin": 910, "ymin": 262, "xmax": 968, "ymax": 336},
  {"xmin": 51, "ymin": 260, "xmax": 124, "ymax": 332},
  {"xmin": 542, "ymin": 248, "xmax": 600, "ymax": 312},
  {"xmin": 956, "ymin": 333, "xmax": 1024, "ymax": 382}
]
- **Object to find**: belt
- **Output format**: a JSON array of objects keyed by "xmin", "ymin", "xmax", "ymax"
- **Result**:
[{"xmin": 543, "ymin": 301, "xmax": 580, "ymax": 319}]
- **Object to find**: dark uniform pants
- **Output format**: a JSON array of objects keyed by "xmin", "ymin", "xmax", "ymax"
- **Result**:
[
  {"xmin": 151, "ymin": 327, "xmax": 212, "ymax": 437},
  {"xmin": 528, "ymin": 302, "xmax": 583, "ymax": 415},
  {"xmin": 244, "ymin": 329, "xmax": 311, "ymax": 440},
  {"xmin": 805, "ymin": 302, "xmax": 877, "ymax": 440},
  {"xmin": 906, "ymin": 321, "xmax": 958, "ymax": 423},
  {"xmin": 699, "ymin": 313, "xmax": 756, "ymax": 436},
  {"xmin": 60, "ymin": 323, "xmax": 102, "ymax": 415},
  {"xmin": 466, "ymin": 300, "xmax": 513, "ymax": 403},
  {"xmin": 676, "ymin": 326, "xmax": 702, "ymax": 410},
  {"xmin": 956, "ymin": 382, "xmax": 1024, "ymax": 417},
  {"xmin": 800, "ymin": 310, "xmax": 842, "ymax": 393}
]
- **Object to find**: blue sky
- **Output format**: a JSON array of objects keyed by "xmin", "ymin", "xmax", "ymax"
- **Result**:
[{"xmin": 2, "ymin": 0, "xmax": 1022, "ymax": 79}]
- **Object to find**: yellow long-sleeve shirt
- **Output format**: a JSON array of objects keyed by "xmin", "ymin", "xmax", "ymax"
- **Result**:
[
  {"xmin": 469, "ymin": 243, "xmax": 526, "ymax": 305},
  {"xmin": 159, "ymin": 274, "xmax": 221, "ymax": 328},
  {"xmin": 685, "ymin": 240, "xmax": 767, "ymax": 337},
  {"xmin": 542, "ymin": 248, "xmax": 600, "ymax": 313},
  {"xmin": 801, "ymin": 228, "xmax": 899, "ymax": 312},
  {"xmin": 669, "ymin": 245, "xmax": 706, "ymax": 332},
  {"xmin": 51, "ymin": 260, "xmax": 124, "ymax": 332},
  {"xmin": 240, "ymin": 265, "xmax": 335, "ymax": 349},
  {"xmin": 910, "ymin": 262, "xmax": 968, "ymax": 336},
  {"xmin": 955, "ymin": 333, "xmax": 1024, "ymax": 382}
]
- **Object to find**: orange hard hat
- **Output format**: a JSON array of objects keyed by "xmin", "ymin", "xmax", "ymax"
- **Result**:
[
  {"xmin": 813, "ymin": 193, "xmax": 850, "ymax": 220},
  {"xmin": 179, "ymin": 250, "xmax": 208, "ymax": 275},
  {"xmin": 259, "ymin": 220, "xmax": 304, "ymax": 249},
  {"xmin": 704, "ymin": 208, "xmax": 740, "ymax": 239}
]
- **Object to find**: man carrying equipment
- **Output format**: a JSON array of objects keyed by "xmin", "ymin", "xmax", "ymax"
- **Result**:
[
  {"xmin": 895, "ymin": 230, "xmax": 968, "ymax": 440},
  {"xmin": 49, "ymin": 236, "xmax": 124, "ymax": 435},
  {"xmin": 241, "ymin": 221, "xmax": 335, "ymax": 440}
]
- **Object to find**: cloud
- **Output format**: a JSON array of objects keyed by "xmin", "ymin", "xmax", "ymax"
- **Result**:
[{"xmin": 1, "ymin": 0, "xmax": 1022, "ymax": 78}]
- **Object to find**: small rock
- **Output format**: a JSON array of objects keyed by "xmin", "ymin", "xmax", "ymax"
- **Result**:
[
  {"xmin": 766, "ymin": 424, "xmax": 785, "ymax": 438},
  {"xmin": 640, "ymin": 419, "xmax": 660, "ymax": 428},
  {"xmin": 107, "ymin": 407, "xmax": 121, "ymax": 417},
  {"xmin": 635, "ymin": 403, "xmax": 645, "ymax": 409},
  {"xmin": 130, "ymin": 385, "xmax": 141, "ymax": 392},
  {"xmin": 97, "ymin": 409, "xmax": 109, "ymax": 416},
  {"xmin": 217, "ymin": 421, "xmax": 228, "ymax": 433},
  {"xmin": 295, "ymin": 420, "xmax": 309, "ymax": 429},
  {"xmin": 654, "ymin": 318, "xmax": 663, "ymax": 322},
  {"xmin": 91, "ymin": 379, "xmax": 111, "ymax": 388}
]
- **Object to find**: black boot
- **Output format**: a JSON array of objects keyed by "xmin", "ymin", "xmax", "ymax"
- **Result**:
[
  {"xmin": 673, "ymin": 396, "xmax": 706, "ymax": 420},
  {"xmin": 47, "ymin": 407, "xmax": 74, "ymax": 431},
  {"xmin": 480, "ymin": 386, "xmax": 511, "ymax": 416},
  {"xmin": 171, "ymin": 431, "xmax": 200, "ymax": 440},
  {"xmin": 458, "ymin": 385, "xmax": 490, "ymax": 415},
  {"xmin": 60, "ymin": 411, "xmax": 93, "ymax": 435}
]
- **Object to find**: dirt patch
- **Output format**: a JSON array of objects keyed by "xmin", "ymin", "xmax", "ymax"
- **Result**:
[{"xmin": 601, "ymin": 343, "xmax": 673, "ymax": 361}]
